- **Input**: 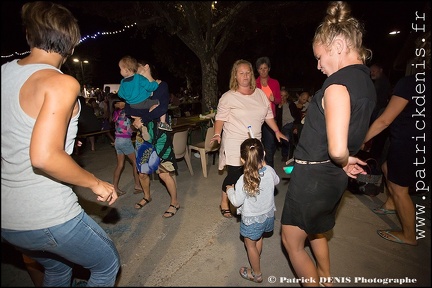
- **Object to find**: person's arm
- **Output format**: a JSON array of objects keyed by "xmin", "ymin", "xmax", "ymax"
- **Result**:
[
  {"xmin": 324, "ymin": 84, "xmax": 368, "ymax": 177},
  {"xmin": 29, "ymin": 73, "xmax": 116, "ymax": 204},
  {"xmin": 323, "ymin": 84, "xmax": 350, "ymax": 167},
  {"xmin": 363, "ymin": 95, "xmax": 408, "ymax": 143},
  {"xmin": 264, "ymin": 118, "xmax": 288, "ymax": 142},
  {"xmin": 139, "ymin": 74, "xmax": 159, "ymax": 93},
  {"xmin": 210, "ymin": 119, "xmax": 224, "ymax": 144},
  {"xmin": 117, "ymin": 82, "xmax": 128, "ymax": 101},
  {"xmin": 226, "ymin": 177, "xmax": 246, "ymax": 207}
]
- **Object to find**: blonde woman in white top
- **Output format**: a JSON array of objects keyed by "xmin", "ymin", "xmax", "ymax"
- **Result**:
[{"xmin": 211, "ymin": 59, "xmax": 286, "ymax": 218}]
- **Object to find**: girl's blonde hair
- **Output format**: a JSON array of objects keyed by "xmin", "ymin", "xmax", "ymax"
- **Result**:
[
  {"xmin": 313, "ymin": 1, "xmax": 372, "ymax": 64},
  {"xmin": 240, "ymin": 138, "xmax": 265, "ymax": 197}
]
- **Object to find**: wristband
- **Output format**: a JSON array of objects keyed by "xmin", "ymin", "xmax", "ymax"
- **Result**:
[{"xmin": 213, "ymin": 134, "xmax": 221, "ymax": 137}]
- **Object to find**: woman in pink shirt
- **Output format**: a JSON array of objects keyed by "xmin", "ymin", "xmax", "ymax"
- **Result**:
[
  {"xmin": 256, "ymin": 56, "xmax": 282, "ymax": 168},
  {"xmin": 211, "ymin": 59, "xmax": 287, "ymax": 218}
]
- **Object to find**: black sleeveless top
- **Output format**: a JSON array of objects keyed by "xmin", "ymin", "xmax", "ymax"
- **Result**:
[{"xmin": 294, "ymin": 64, "xmax": 376, "ymax": 161}]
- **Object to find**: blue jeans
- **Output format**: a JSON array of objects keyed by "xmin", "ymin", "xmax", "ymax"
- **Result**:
[
  {"xmin": 1, "ymin": 210, "xmax": 120, "ymax": 287},
  {"xmin": 281, "ymin": 122, "xmax": 294, "ymax": 159},
  {"xmin": 261, "ymin": 122, "xmax": 276, "ymax": 168}
]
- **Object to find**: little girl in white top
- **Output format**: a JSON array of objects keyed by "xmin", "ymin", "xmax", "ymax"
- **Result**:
[{"xmin": 226, "ymin": 138, "xmax": 280, "ymax": 283}]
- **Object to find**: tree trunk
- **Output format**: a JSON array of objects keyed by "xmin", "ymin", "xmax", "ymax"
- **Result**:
[{"xmin": 200, "ymin": 55, "xmax": 219, "ymax": 113}]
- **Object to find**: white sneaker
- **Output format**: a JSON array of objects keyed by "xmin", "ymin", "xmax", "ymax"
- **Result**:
[
  {"xmin": 194, "ymin": 152, "xmax": 201, "ymax": 158},
  {"xmin": 158, "ymin": 122, "xmax": 173, "ymax": 131}
]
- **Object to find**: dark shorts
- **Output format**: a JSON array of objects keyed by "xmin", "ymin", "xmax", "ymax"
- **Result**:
[
  {"xmin": 222, "ymin": 165, "xmax": 243, "ymax": 192},
  {"xmin": 281, "ymin": 162, "xmax": 347, "ymax": 234},
  {"xmin": 386, "ymin": 139, "xmax": 429, "ymax": 187}
]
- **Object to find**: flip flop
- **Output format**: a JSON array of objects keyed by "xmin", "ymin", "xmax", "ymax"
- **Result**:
[
  {"xmin": 377, "ymin": 230, "xmax": 417, "ymax": 246},
  {"xmin": 372, "ymin": 207, "xmax": 397, "ymax": 215}
]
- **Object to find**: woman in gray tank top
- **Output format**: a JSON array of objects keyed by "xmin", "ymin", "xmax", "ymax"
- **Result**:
[{"xmin": 1, "ymin": 2, "xmax": 120, "ymax": 286}]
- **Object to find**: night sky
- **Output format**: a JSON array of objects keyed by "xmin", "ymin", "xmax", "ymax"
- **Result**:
[{"xmin": 1, "ymin": 1, "xmax": 429, "ymax": 94}]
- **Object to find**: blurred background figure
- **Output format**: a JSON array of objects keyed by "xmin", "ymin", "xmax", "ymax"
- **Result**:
[
  {"xmin": 77, "ymin": 96, "xmax": 101, "ymax": 152},
  {"xmin": 255, "ymin": 56, "xmax": 282, "ymax": 168},
  {"xmin": 112, "ymin": 101, "xmax": 142, "ymax": 196},
  {"xmin": 279, "ymin": 88, "xmax": 295, "ymax": 162},
  {"xmin": 367, "ymin": 63, "xmax": 392, "ymax": 167},
  {"xmin": 290, "ymin": 91, "xmax": 310, "ymax": 147}
]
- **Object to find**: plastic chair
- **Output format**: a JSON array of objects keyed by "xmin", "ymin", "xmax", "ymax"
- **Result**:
[
  {"xmin": 189, "ymin": 126, "xmax": 220, "ymax": 178},
  {"xmin": 172, "ymin": 129, "xmax": 194, "ymax": 176}
]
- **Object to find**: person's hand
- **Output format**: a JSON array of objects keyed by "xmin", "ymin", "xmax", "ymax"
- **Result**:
[
  {"xmin": 275, "ymin": 130, "xmax": 288, "ymax": 142},
  {"xmin": 91, "ymin": 179, "xmax": 117, "ymax": 205},
  {"xmin": 226, "ymin": 185, "xmax": 234, "ymax": 191},
  {"xmin": 269, "ymin": 93, "xmax": 274, "ymax": 102},
  {"xmin": 342, "ymin": 156, "xmax": 367, "ymax": 179},
  {"xmin": 210, "ymin": 134, "xmax": 221, "ymax": 144},
  {"xmin": 156, "ymin": 79, "xmax": 162, "ymax": 84},
  {"xmin": 132, "ymin": 116, "xmax": 143, "ymax": 129}
]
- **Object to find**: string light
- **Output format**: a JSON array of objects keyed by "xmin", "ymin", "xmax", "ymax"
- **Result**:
[{"xmin": 1, "ymin": 23, "xmax": 137, "ymax": 59}]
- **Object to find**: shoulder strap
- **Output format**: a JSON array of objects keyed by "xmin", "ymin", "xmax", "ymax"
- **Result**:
[
  {"xmin": 151, "ymin": 120, "xmax": 172, "ymax": 158},
  {"xmin": 158, "ymin": 133, "xmax": 172, "ymax": 157}
]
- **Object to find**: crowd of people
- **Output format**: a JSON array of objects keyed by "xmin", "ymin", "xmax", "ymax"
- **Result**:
[{"xmin": 1, "ymin": 1, "xmax": 430, "ymax": 287}]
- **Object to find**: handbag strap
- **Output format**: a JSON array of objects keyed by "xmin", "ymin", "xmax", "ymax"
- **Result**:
[{"xmin": 362, "ymin": 158, "xmax": 379, "ymax": 174}]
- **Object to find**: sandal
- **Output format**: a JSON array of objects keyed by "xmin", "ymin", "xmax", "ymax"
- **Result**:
[
  {"xmin": 134, "ymin": 197, "xmax": 152, "ymax": 209},
  {"xmin": 219, "ymin": 205, "xmax": 232, "ymax": 218},
  {"xmin": 239, "ymin": 267, "xmax": 263, "ymax": 283},
  {"xmin": 163, "ymin": 204, "xmax": 180, "ymax": 218}
]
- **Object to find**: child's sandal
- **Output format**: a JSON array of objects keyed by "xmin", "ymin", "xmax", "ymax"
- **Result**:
[{"xmin": 239, "ymin": 267, "xmax": 263, "ymax": 283}]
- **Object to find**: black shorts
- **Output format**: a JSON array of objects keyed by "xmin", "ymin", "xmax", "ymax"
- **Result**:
[
  {"xmin": 221, "ymin": 165, "xmax": 243, "ymax": 192},
  {"xmin": 281, "ymin": 162, "xmax": 347, "ymax": 234}
]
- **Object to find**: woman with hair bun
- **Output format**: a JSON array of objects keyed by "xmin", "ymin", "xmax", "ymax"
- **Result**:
[{"xmin": 280, "ymin": 2, "xmax": 376, "ymax": 286}]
